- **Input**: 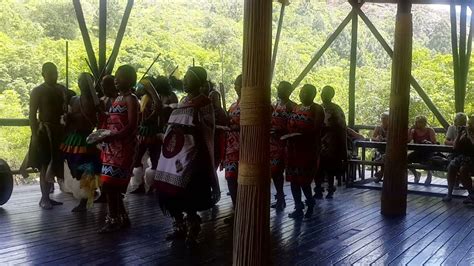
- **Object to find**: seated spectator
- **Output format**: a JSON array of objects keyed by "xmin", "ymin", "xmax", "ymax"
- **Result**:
[
  {"xmin": 445, "ymin": 112, "xmax": 467, "ymax": 146},
  {"xmin": 347, "ymin": 128, "xmax": 364, "ymax": 158},
  {"xmin": 407, "ymin": 115, "xmax": 437, "ymax": 184},
  {"xmin": 346, "ymin": 128, "xmax": 365, "ymax": 184},
  {"xmin": 443, "ymin": 115, "xmax": 474, "ymax": 203},
  {"xmin": 445, "ymin": 113, "xmax": 467, "ymax": 189},
  {"xmin": 372, "ymin": 112, "xmax": 389, "ymax": 182},
  {"xmin": 372, "ymin": 112, "xmax": 389, "ymax": 141}
]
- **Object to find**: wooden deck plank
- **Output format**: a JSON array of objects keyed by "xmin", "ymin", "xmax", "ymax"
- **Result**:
[
  {"xmin": 387, "ymin": 203, "xmax": 472, "ymax": 265},
  {"xmin": 1, "ymin": 181, "xmax": 474, "ymax": 265},
  {"xmin": 419, "ymin": 214, "xmax": 474, "ymax": 264},
  {"xmin": 441, "ymin": 229, "xmax": 474, "ymax": 265},
  {"xmin": 354, "ymin": 200, "xmax": 467, "ymax": 265},
  {"xmin": 406, "ymin": 213, "xmax": 474, "ymax": 265},
  {"xmin": 297, "ymin": 196, "xmax": 441, "ymax": 265},
  {"xmin": 458, "ymin": 244, "xmax": 474, "ymax": 265},
  {"xmin": 281, "ymin": 194, "xmax": 429, "ymax": 264}
]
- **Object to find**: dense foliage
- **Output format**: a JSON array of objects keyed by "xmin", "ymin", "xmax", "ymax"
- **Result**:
[{"xmin": 0, "ymin": 0, "xmax": 471, "ymax": 183}]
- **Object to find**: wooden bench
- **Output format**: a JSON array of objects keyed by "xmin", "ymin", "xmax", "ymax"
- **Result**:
[{"xmin": 347, "ymin": 140, "xmax": 453, "ymax": 182}]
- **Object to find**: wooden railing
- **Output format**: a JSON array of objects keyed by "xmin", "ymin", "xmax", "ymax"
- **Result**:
[
  {"xmin": 0, "ymin": 118, "xmax": 29, "ymax": 127},
  {"xmin": 349, "ymin": 140, "xmax": 452, "ymax": 181},
  {"xmin": 0, "ymin": 118, "xmax": 32, "ymax": 175},
  {"xmin": 353, "ymin": 124, "xmax": 447, "ymax": 134}
]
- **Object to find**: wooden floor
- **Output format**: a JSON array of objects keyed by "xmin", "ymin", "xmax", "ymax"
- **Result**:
[{"xmin": 1, "ymin": 179, "xmax": 474, "ymax": 265}]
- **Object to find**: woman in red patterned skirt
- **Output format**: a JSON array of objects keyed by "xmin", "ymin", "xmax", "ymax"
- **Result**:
[
  {"xmin": 224, "ymin": 74, "xmax": 242, "ymax": 207},
  {"xmin": 270, "ymin": 81, "xmax": 296, "ymax": 211},
  {"xmin": 99, "ymin": 65, "xmax": 139, "ymax": 233},
  {"xmin": 286, "ymin": 84, "xmax": 324, "ymax": 219}
]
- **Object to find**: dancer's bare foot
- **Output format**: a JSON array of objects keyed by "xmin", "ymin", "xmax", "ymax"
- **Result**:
[{"xmin": 39, "ymin": 198, "xmax": 53, "ymax": 210}]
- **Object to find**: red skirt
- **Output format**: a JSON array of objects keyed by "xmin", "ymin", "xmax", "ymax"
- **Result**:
[
  {"xmin": 285, "ymin": 135, "xmax": 318, "ymax": 186},
  {"xmin": 224, "ymin": 131, "xmax": 239, "ymax": 180},
  {"xmin": 100, "ymin": 138, "xmax": 137, "ymax": 191},
  {"xmin": 270, "ymin": 134, "xmax": 285, "ymax": 175}
]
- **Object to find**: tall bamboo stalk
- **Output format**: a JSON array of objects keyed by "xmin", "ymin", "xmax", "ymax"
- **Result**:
[{"xmin": 232, "ymin": 0, "xmax": 272, "ymax": 264}]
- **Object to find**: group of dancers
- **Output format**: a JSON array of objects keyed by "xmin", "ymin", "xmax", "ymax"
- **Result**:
[{"xmin": 24, "ymin": 62, "xmax": 347, "ymax": 245}]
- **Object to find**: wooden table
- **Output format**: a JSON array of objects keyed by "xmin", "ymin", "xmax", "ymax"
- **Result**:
[{"xmin": 353, "ymin": 140, "xmax": 453, "ymax": 179}]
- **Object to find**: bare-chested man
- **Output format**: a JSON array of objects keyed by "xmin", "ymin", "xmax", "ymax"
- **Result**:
[{"xmin": 27, "ymin": 62, "xmax": 68, "ymax": 209}]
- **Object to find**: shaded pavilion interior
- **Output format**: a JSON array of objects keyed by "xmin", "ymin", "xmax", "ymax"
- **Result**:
[{"xmin": 1, "ymin": 0, "xmax": 474, "ymax": 264}]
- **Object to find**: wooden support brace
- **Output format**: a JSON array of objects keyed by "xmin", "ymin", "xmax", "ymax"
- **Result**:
[
  {"xmin": 271, "ymin": 3, "xmax": 286, "ymax": 79},
  {"xmin": 349, "ymin": 7, "xmax": 358, "ymax": 128},
  {"xmin": 292, "ymin": 12, "xmax": 353, "ymax": 88},
  {"xmin": 357, "ymin": 9, "xmax": 450, "ymax": 129},
  {"xmin": 66, "ymin": 41, "xmax": 69, "ymax": 90},
  {"xmin": 99, "ymin": 0, "xmax": 107, "ymax": 74},
  {"xmin": 106, "ymin": 0, "xmax": 134, "ymax": 75},
  {"xmin": 466, "ymin": 4, "xmax": 474, "ymax": 100},
  {"xmin": 73, "ymin": 0, "xmax": 99, "ymax": 78},
  {"xmin": 450, "ymin": 3, "xmax": 462, "ymax": 113},
  {"xmin": 460, "ymin": 4, "xmax": 467, "ymax": 111}
]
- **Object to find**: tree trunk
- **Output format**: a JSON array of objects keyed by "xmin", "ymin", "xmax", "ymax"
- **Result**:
[
  {"xmin": 232, "ymin": 0, "xmax": 272, "ymax": 265},
  {"xmin": 381, "ymin": 0, "xmax": 412, "ymax": 217}
]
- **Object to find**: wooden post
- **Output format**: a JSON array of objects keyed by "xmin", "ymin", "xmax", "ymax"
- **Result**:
[
  {"xmin": 271, "ymin": 1, "xmax": 286, "ymax": 79},
  {"xmin": 106, "ymin": 0, "xmax": 134, "ymax": 75},
  {"xmin": 465, "ymin": 5, "xmax": 474, "ymax": 106},
  {"xmin": 460, "ymin": 4, "xmax": 468, "ymax": 111},
  {"xmin": 66, "ymin": 41, "xmax": 69, "ymax": 90},
  {"xmin": 292, "ymin": 12, "xmax": 352, "ymax": 88},
  {"xmin": 381, "ymin": 0, "xmax": 412, "ymax": 217},
  {"xmin": 451, "ymin": 3, "xmax": 462, "ymax": 113},
  {"xmin": 99, "ymin": 0, "xmax": 107, "ymax": 73},
  {"xmin": 348, "ymin": 6, "xmax": 358, "ymax": 128},
  {"xmin": 232, "ymin": 0, "xmax": 272, "ymax": 264},
  {"xmin": 466, "ymin": 6, "xmax": 473, "ymax": 81},
  {"xmin": 357, "ymin": 9, "xmax": 449, "ymax": 129},
  {"xmin": 73, "ymin": 0, "xmax": 99, "ymax": 78}
]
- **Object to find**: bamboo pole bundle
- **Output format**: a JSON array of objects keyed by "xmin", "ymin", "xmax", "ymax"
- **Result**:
[{"xmin": 232, "ymin": 0, "xmax": 272, "ymax": 264}]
